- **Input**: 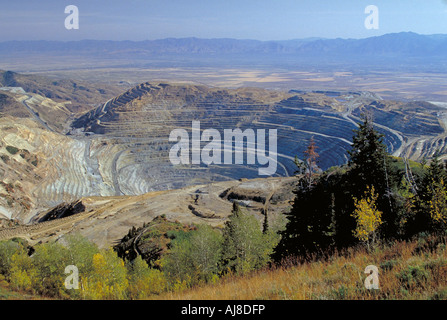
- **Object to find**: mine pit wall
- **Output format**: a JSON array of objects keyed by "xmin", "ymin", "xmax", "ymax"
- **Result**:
[{"xmin": 32, "ymin": 88, "xmax": 402, "ymax": 216}]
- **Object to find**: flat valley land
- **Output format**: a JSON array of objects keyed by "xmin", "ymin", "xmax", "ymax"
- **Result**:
[{"xmin": 1, "ymin": 55, "xmax": 447, "ymax": 102}]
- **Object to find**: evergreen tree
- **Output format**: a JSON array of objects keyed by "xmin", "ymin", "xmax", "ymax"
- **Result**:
[
  {"xmin": 274, "ymin": 115, "xmax": 400, "ymax": 262},
  {"xmin": 273, "ymin": 170, "xmax": 340, "ymax": 261},
  {"xmin": 408, "ymin": 152, "xmax": 447, "ymax": 235},
  {"xmin": 347, "ymin": 113, "xmax": 398, "ymax": 239},
  {"xmin": 348, "ymin": 113, "xmax": 391, "ymax": 194}
]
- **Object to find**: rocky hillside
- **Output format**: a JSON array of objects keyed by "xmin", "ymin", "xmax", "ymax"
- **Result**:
[
  {"xmin": 0, "ymin": 70, "xmax": 124, "ymax": 115},
  {"xmin": 0, "ymin": 176, "xmax": 296, "ymax": 249}
]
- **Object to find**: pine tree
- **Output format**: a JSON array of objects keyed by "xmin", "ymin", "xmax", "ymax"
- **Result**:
[
  {"xmin": 273, "ymin": 114, "xmax": 405, "ymax": 262},
  {"xmin": 273, "ymin": 174, "xmax": 337, "ymax": 261},
  {"xmin": 348, "ymin": 113, "xmax": 390, "ymax": 193},
  {"xmin": 347, "ymin": 113, "xmax": 397, "ymax": 238}
]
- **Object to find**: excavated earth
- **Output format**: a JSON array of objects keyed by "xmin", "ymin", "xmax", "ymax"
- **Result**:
[
  {"xmin": 1, "ymin": 75, "xmax": 447, "ymax": 248},
  {"xmin": 0, "ymin": 176, "xmax": 297, "ymax": 248}
]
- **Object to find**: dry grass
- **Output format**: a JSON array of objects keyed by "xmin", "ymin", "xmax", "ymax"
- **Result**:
[{"xmin": 155, "ymin": 236, "xmax": 447, "ymax": 300}]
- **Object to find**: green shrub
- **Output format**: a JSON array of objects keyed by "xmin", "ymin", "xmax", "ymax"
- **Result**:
[
  {"xmin": 63, "ymin": 233, "xmax": 99, "ymax": 275},
  {"xmin": 8, "ymin": 247, "xmax": 37, "ymax": 292},
  {"xmin": 0, "ymin": 240, "xmax": 23, "ymax": 279},
  {"xmin": 165, "ymin": 229, "xmax": 193, "ymax": 243},
  {"xmin": 163, "ymin": 224, "xmax": 223, "ymax": 285},
  {"xmin": 32, "ymin": 241, "xmax": 70, "ymax": 297},
  {"xmin": 80, "ymin": 249, "xmax": 128, "ymax": 300},
  {"xmin": 380, "ymin": 259, "xmax": 398, "ymax": 271},
  {"xmin": 127, "ymin": 256, "xmax": 167, "ymax": 299},
  {"xmin": 221, "ymin": 203, "xmax": 279, "ymax": 274},
  {"xmin": 329, "ymin": 285, "xmax": 350, "ymax": 300},
  {"xmin": 397, "ymin": 265, "xmax": 429, "ymax": 290}
]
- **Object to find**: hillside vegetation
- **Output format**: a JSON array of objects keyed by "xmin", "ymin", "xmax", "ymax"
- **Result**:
[
  {"xmin": 160, "ymin": 234, "xmax": 447, "ymax": 300},
  {"xmin": 0, "ymin": 228, "xmax": 445, "ymax": 300}
]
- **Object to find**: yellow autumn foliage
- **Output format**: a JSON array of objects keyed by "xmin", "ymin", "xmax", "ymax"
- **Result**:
[
  {"xmin": 9, "ymin": 249, "xmax": 37, "ymax": 292},
  {"xmin": 351, "ymin": 185, "xmax": 383, "ymax": 246},
  {"xmin": 428, "ymin": 178, "xmax": 447, "ymax": 225},
  {"xmin": 80, "ymin": 249, "xmax": 128, "ymax": 300}
]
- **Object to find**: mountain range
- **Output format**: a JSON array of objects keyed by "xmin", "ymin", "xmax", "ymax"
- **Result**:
[{"xmin": 1, "ymin": 32, "xmax": 446, "ymax": 69}]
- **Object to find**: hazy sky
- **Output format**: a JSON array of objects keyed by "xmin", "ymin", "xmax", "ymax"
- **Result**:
[{"xmin": 1, "ymin": 0, "xmax": 446, "ymax": 41}]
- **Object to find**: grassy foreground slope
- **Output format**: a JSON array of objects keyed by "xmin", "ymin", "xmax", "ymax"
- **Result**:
[{"xmin": 159, "ymin": 234, "xmax": 447, "ymax": 300}]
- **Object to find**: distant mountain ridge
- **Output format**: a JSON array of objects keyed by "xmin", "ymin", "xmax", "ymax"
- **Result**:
[{"xmin": 0, "ymin": 32, "xmax": 446, "ymax": 58}]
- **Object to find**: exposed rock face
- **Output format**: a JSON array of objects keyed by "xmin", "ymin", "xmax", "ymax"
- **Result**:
[
  {"xmin": 35, "ymin": 200, "xmax": 85, "ymax": 223},
  {"xmin": 220, "ymin": 178, "xmax": 296, "ymax": 206},
  {"xmin": 0, "ymin": 116, "xmax": 119, "ymax": 222}
]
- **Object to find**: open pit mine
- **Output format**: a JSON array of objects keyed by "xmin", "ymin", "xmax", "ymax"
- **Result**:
[{"xmin": 0, "ymin": 73, "xmax": 446, "ymax": 247}]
